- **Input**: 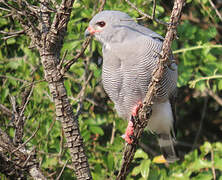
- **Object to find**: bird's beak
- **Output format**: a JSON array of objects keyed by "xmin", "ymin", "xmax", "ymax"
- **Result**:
[{"xmin": 84, "ymin": 26, "xmax": 94, "ymax": 37}]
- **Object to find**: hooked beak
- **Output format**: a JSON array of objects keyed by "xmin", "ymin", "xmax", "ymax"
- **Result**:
[
  {"xmin": 84, "ymin": 26, "xmax": 94, "ymax": 37},
  {"xmin": 84, "ymin": 26, "xmax": 101, "ymax": 37}
]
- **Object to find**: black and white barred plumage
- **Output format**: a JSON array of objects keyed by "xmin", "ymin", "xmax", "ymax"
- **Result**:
[{"xmin": 85, "ymin": 10, "xmax": 178, "ymax": 162}]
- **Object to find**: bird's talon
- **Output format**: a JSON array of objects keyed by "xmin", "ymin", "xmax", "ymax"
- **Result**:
[{"xmin": 132, "ymin": 101, "xmax": 143, "ymax": 117}]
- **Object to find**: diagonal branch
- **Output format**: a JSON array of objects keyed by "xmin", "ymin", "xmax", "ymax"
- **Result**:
[
  {"xmin": 0, "ymin": 128, "xmax": 46, "ymax": 179},
  {"xmin": 125, "ymin": 0, "xmax": 168, "ymax": 25},
  {"xmin": 116, "ymin": 0, "xmax": 185, "ymax": 179},
  {"xmin": 209, "ymin": 0, "xmax": 222, "ymax": 22}
]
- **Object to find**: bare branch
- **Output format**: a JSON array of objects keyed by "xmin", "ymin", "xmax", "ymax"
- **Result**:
[
  {"xmin": 211, "ymin": 148, "xmax": 216, "ymax": 180},
  {"xmin": 0, "ymin": 104, "xmax": 13, "ymax": 117},
  {"xmin": 62, "ymin": 37, "xmax": 91, "ymax": 74},
  {"xmin": 13, "ymin": 83, "xmax": 34, "ymax": 145},
  {"xmin": 62, "ymin": 0, "xmax": 106, "ymax": 72},
  {"xmin": 56, "ymin": 160, "xmax": 68, "ymax": 180},
  {"xmin": 192, "ymin": 96, "xmax": 208, "ymax": 150},
  {"xmin": 98, "ymin": 0, "xmax": 106, "ymax": 12},
  {"xmin": 209, "ymin": 0, "xmax": 222, "ymax": 22},
  {"xmin": 0, "ymin": 128, "xmax": 46, "ymax": 179},
  {"xmin": 206, "ymin": 88, "xmax": 222, "ymax": 106},
  {"xmin": 125, "ymin": 0, "xmax": 168, "ymax": 25},
  {"xmin": 0, "ymin": 75, "xmax": 29, "ymax": 83},
  {"xmin": 116, "ymin": 0, "xmax": 185, "ymax": 179},
  {"xmin": 12, "ymin": 123, "xmax": 40, "ymax": 155}
]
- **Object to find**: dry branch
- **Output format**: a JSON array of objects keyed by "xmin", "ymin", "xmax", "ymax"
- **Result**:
[
  {"xmin": 1, "ymin": 0, "xmax": 94, "ymax": 179},
  {"xmin": 116, "ymin": 0, "xmax": 185, "ymax": 179},
  {"xmin": 125, "ymin": 0, "xmax": 168, "ymax": 25},
  {"xmin": 0, "ymin": 128, "xmax": 46, "ymax": 179}
]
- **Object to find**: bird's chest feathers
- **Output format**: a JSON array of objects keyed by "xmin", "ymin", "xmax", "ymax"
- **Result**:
[{"xmin": 102, "ymin": 48, "xmax": 141, "ymax": 104}]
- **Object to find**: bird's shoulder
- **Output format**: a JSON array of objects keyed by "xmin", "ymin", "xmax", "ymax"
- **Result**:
[{"xmin": 105, "ymin": 32, "xmax": 162, "ymax": 63}]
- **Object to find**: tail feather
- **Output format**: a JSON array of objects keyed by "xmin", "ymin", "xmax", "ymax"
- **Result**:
[{"xmin": 158, "ymin": 134, "xmax": 179, "ymax": 163}]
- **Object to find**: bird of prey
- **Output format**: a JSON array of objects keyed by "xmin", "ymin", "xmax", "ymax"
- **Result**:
[{"xmin": 85, "ymin": 10, "xmax": 178, "ymax": 163}]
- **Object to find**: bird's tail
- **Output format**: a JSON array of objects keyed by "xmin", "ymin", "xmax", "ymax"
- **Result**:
[{"xmin": 158, "ymin": 133, "xmax": 179, "ymax": 163}]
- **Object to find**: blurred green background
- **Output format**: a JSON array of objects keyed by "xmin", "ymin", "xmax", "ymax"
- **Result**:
[{"xmin": 0, "ymin": 0, "xmax": 222, "ymax": 179}]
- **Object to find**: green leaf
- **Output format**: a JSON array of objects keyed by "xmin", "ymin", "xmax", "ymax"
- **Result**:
[
  {"xmin": 107, "ymin": 153, "xmax": 114, "ymax": 170},
  {"xmin": 89, "ymin": 125, "xmax": 104, "ymax": 135},
  {"xmin": 188, "ymin": 159, "xmax": 212, "ymax": 171},
  {"xmin": 218, "ymin": 80, "xmax": 222, "ymax": 90},
  {"xmin": 200, "ymin": 142, "xmax": 212, "ymax": 155},
  {"xmin": 191, "ymin": 171, "xmax": 212, "ymax": 180},
  {"xmin": 140, "ymin": 159, "xmax": 151, "ymax": 179},
  {"xmin": 134, "ymin": 149, "xmax": 148, "ymax": 159},
  {"xmin": 6, "ymin": 38, "xmax": 16, "ymax": 45},
  {"xmin": 132, "ymin": 165, "xmax": 141, "ymax": 176}
]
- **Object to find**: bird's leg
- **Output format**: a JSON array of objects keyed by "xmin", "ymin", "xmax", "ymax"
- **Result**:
[
  {"xmin": 132, "ymin": 101, "xmax": 143, "ymax": 117},
  {"xmin": 122, "ymin": 101, "xmax": 143, "ymax": 144}
]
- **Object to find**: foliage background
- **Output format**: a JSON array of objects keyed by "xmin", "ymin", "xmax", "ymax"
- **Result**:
[{"xmin": 0, "ymin": 0, "xmax": 222, "ymax": 179}]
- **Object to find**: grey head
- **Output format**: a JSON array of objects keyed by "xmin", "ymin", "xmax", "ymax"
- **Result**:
[
  {"xmin": 85, "ymin": 10, "xmax": 135, "ymax": 44},
  {"xmin": 84, "ymin": 10, "xmax": 163, "ymax": 45}
]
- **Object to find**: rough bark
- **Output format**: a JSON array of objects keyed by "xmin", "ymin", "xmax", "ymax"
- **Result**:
[
  {"xmin": 116, "ymin": 0, "xmax": 185, "ymax": 179},
  {"xmin": 38, "ymin": 0, "xmax": 92, "ymax": 179},
  {"xmin": 0, "ymin": 0, "xmax": 92, "ymax": 179},
  {"xmin": 0, "ymin": 128, "xmax": 46, "ymax": 179}
]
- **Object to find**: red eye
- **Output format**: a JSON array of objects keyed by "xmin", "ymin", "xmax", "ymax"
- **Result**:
[{"xmin": 96, "ymin": 21, "xmax": 106, "ymax": 27}]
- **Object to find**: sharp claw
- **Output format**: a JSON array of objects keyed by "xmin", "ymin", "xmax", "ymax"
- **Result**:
[
  {"xmin": 121, "ymin": 134, "xmax": 126, "ymax": 139},
  {"xmin": 122, "ymin": 120, "xmax": 135, "ymax": 144},
  {"xmin": 132, "ymin": 101, "xmax": 143, "ymax": 117}
]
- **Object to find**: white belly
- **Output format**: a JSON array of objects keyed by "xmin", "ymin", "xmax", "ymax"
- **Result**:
[{"xmin": 147, "ymin": 100, "xmax": 173, "ymax": 134}]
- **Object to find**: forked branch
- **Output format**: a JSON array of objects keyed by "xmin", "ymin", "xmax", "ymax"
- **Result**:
[{"xmin": 116, "ymin": 0, "xmax": 185, "ymax": 179}]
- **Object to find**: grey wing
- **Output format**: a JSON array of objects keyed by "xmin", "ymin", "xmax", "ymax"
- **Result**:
[
  {"xmin": 133, "ymin": 23, "xmax": 164, "ymax": 41},
  {"xmin": 116, "ymin": 34, "xmax": 177, "ymax": 102},
  {"xmin": 102, "ymin": 32, "xmax": 177, "ymax": 120}
]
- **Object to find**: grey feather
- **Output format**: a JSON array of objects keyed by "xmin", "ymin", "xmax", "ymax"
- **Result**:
[{"xmin": 87, "ymin": 10, "xmax": 178, "ymax": 162}]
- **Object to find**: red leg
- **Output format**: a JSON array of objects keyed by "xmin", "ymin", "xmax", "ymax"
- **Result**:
[
  {"xmin": 123, "ymin": 120, "xmax": 134, "ymax": 144},
  {"xmin": 132, "ymin": 101, "xmax": 143, "ymax": 117},
  {"xmin": 122, "ymin": 101, "xmax": 143, "ymax": 144}
]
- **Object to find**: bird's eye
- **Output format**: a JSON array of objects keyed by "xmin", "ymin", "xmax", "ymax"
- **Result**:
[{"xmin": 96, "ymin": 21, "xmax": 106, "ymax": 27}]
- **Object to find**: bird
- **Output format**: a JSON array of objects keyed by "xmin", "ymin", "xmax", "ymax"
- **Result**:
[{"xmin": 85, "ymin": 10, "xmax": 178, "ymax": 163}]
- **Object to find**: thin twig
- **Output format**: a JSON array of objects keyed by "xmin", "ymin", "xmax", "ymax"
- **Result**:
[
  {"xmin": 98, "ymin": 0, "xmax": 106, "ymax": 12},
  {"xmin": 211, "ymin": 148, "xmax": 216, "ymax": 180},
  {"xmin": 189, "ymin": 75, "xmax": 222, "ymax": 88},
  {"xmin": 206, "ymin": 88, "xmax": 222, "ymax": 106},
  {"xmin": 18, "ymin": 84, "xmax": 34, "ymax": 122},
  {"xmin": 0, "ymin": 75, "xmax": 29, "ymax": 83},
  {"xmin": 173, "ymin": 44, "xmax": 222, "ymax": 54},
  {"xmin": 62, "ymin": 37, "xmax": 91, "ymax": 73},
  {"xmin": 62, "ymin": 0, "xmax": 106, "ymax": 73},
  {"xmin": 1, "ymin": 29, "xmax": 25, "ymax": 40},
  {"xmin": 152, "ymin": 0, "xmax": 156, "ymax": 19},
  {"xmin": 2, "ymin": 34, "xmax": 23, "ymax": 40},
  {"xmin": 75, "ymin": 71, "xmax": 93, "ymax": 118},
  {"xmin": 192, "ymin": 97, "xmax": 208, "ymax": 150},
  {"xmin": 0, "ymin": 6, "xmax": 11, "ymax": 12},
  {"xmin": 22, "ymin": 146, "xmax": 36, "ymax": 167},
  {"xmin": 0, "ymin": 104, "xmax": 13, "ymax": 117},
  {"xmin": 110, "ymin": 121, "xmax": 116, "ymax": 144},
  {"xmin": 125, "ymin": 0, "xmax": 168, "ymax": 25},
  {"xmin": 56, "ymin": 160, "xmax": 68, "ymax": 180},
  {"xmin": 209, "ymin": 0, "xmax": 222, "ymax": 22},
  {"xmin": 11, "ymin": 123, "xmax": 40, "ymax": 154},
  {"xmin": 117, "ymin": 0, "xmax": 185, "ymax": 179},
  {"xmin": 58, "ymin": 159, "xmax": 75, "ymax": 170},
  {"xmin": 57, "ymin": 50, "xmax": 68, "ymax": 70}
]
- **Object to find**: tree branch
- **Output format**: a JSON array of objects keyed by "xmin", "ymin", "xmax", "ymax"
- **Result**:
[
  {"xmin": 125, "ymin": 0, "xmax": 168, "ymax": 25},
  {"xmin": 116, "ymin": 0, "xmax": 185, "ymax": 179},
  {"xmin": 0, "ymin": 128, "xmax": 46, "ymax": 179}
]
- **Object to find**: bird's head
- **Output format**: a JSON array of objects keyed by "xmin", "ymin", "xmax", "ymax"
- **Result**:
[{"xmin": 85, "ymin": 10, "xmax": 134, "ymax": 44}]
